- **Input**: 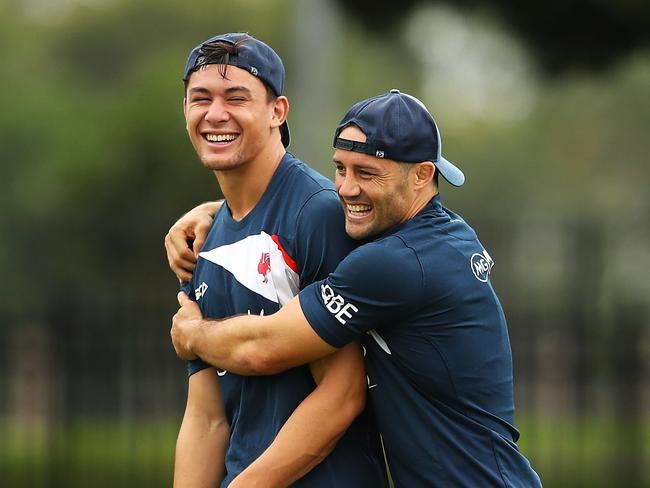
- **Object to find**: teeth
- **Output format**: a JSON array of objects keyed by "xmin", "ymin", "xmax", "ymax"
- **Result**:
[
  {"xmin": 206, "ymin": 133, "xmax": 237, "ymax": 142},
  {"xmin": 348, "ymin": 204, "xmax": 371, "ymax": 213}
]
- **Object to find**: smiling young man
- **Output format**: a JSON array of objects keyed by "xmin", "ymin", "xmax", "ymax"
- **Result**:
[
  {"xmin": 171, "ymin": 33, "xmax": 386, "ymax": 488},
  {"xmin": 169, "ymin": 89, "xmax": 543, "ymax": 487}
]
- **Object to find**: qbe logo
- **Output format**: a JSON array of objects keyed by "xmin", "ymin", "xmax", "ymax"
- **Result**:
[
  {"xmin": 470, "ymin": 250, "xmax": 494, "ymax": 283},
  {"xmin": 321, "ymin": 284, "xmax": 359, "ymax": 325}
]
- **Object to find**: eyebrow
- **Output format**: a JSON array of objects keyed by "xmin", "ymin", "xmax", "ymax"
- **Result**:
[
  {"xmin": 188, "ymin": 86, "xmax": 253, "ymax": 96},
  {"xmin": 332, "ymin": 157, "xmax": 382, "ymax": 173},
  {"xmin": 224, "ymin": 86, "xmax": 252, "ymax": 96},
  {"xmin": 188, "ymin": 87, "xmax": 210, "ymax": 96}
]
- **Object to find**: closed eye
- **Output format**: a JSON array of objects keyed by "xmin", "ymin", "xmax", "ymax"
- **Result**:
[
  {"xmin": 188, "ymin": 87, "xmax": 211, "ymax": 102},
  {"xmin": 224, "ymin": 86, "xmax": 252, "ymax": 103}
]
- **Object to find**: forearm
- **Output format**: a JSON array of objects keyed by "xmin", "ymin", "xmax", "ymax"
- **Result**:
[
  {"xmin": 174, "ymin": 412, "xmax": 229, "ymax": 488},
  {"xmin": 189, "ymin": 314, "xmax": 272, "ymax": 374},
  {"xmin": 186, "ymin": 298, "xmax": 337, "ymax": 375},
  {"xmin": 230, "ymin": 344, "xmax": 366, "ymax": 488},
  {"xmin": 174, "ymin": 368, "xmax": 229, "ymax": 488}
]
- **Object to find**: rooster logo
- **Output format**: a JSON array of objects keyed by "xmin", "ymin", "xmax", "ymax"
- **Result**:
[{"xmin": 258, "ymin": 252, "xmax": 271, "ymax": 283}]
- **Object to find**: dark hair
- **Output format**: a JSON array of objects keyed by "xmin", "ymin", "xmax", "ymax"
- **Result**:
[{"xmin": 184, "ymin": 39, "xmax": 276, "ymax": 102}]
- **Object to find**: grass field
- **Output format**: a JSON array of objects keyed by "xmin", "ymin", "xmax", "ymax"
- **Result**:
[
  {"xmin": 1, "ymin": 415, "xmax": 649, "ymax": 487},
  {"xmin": 517, "ymin": 414, "xmax": 650, "ymax": 487},
  {"xmin": 1, "ymin": 420, "xmax": 176, "ymax": 487}
]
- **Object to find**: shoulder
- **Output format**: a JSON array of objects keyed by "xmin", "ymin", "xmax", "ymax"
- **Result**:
[
  {"xmin": 394, "ymin": 204, "xmax": 480, "ymax": 264},
  {"xmin": 395, "ymin": 209, "xmax": 495, "ymax": 289},
  {"xmin": 282, "ymin": 153, "xmax": 336, "ymax": 193},
  {"xmin": 297, "ymin": 187, "xmax": 343, "ymax": 222},
  {"xmin": 333, "ymin": 235, "xmax": 425, "ymax": 295},
  {"xmin": 357, "ymin": 235, "xmax": 423, "ymax": 272},
  {"xmin": 275, "ymin": 154, "xmax": 341, "ymax": 218}
]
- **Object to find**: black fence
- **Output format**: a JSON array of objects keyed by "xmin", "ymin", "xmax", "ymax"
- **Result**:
[{"xmin": 1, "ymin": 218, "xmax": 648, "ymax": 487}]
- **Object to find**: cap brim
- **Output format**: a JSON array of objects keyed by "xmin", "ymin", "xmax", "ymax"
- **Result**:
[
  {"xmin": 435, "ymin": 157, "xmax": 465, "ymax": 186},
  {"xmin": 280, "ymin": 122, "xmax": 290, "ymax": 148}
]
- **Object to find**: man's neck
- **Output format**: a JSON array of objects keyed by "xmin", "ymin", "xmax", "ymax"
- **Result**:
[
  {"xmin": 215, "ymin": 143, "xmax": 286, "ymax": 221},
  {"xmin": 402, "ymin": 186, "xmax": 438, "ymax": 223}
]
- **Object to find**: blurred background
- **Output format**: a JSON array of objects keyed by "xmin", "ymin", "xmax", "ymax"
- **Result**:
[{"xmin": 1, "ymin": 0, "xmax": 649, "ymax": 486}]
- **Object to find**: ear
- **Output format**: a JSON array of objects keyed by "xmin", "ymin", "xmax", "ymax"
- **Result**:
[
  {"xmin": 413, "ymin": 162, "xmax": 436, "ymax": 189},
  {"xmin": 182, "ymin": 97, "xmax": 189, "ymax": 129},
  {"xmin": 271, "ymin": 95, "xmax": 290, "ymax": 129}
]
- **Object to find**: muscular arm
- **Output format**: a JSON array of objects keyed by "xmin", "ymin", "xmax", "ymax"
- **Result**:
[
  {"xmin": 171, "ymin": 293, "xmax": 364, "ymax": 486},
  {"xmin": 174, "ymin": 367, "xmax": 229, "ymax": 488},
  {"xmin": 172, "ymin": 292, "xmax": 339, "ymax": 375},
  {"xmin": 229, "ymin": 344, "xmax": 367, "ymax": 488}
]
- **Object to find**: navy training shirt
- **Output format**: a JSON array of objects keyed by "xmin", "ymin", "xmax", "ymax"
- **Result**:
[
  {"xmin": 300, "ymin": 195, "xmax": 542, "ymax": 487},
  {"xmin": 182, "ymin": 153, "xmax": 387, "ymax": 488}
]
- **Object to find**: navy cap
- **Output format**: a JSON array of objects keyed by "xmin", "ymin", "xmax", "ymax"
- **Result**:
[
  {"xmin": 183, "ymin": 32, "xmax": 290, "ymax": 148},
  {"xmin": 333, "ymin": 89, "xmax": 464, "ymax": 186}
]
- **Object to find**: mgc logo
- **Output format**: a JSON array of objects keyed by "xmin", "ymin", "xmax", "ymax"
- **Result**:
[
  {"xmin": 321, "ymin": 284, "xmax": 359, "ymax": 324},
  {"xmin": 470, "ymin": 250, "xmax": 494, "ymax": 283}
]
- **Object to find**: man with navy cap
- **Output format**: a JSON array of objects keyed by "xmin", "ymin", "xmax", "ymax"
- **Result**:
[
  {"xmin": 169, "ymin": 89, "xmax": 542, "ymax": 486},
  {"xmin": 170, "ymin": 32, "xmax": 387, "ymax": 488}
]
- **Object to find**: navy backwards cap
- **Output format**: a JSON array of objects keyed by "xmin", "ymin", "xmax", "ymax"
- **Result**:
[
  {"xmin": 183, "ymin": 32, "xmax": 290, "ymax": 148},
  {"xmin": 333, "ymin": 89, "xmax": 464, "ymax": 186}
]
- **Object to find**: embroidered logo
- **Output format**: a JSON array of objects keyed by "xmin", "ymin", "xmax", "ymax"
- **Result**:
[{"xmin": 258, "ymin": 252, "xmax": 271, "ymax": 283}]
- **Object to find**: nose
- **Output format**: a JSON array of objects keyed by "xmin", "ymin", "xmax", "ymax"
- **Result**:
[
  {"xmin": 337, "ymin": 172, "xmax": 361, "ymax": 198},
  {"xmin": 205, "ymin": 98, "xmax": 230, "ymax": 124}
]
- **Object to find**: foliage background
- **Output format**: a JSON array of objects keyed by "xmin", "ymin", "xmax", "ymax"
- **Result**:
[{"xmin": 1, "ymin": 0, "xmax": 649, "ymax": 486}]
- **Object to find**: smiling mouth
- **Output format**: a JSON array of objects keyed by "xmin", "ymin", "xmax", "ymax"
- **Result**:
[
  {"xmin": 346, "ymin": 203, "xmax": 372, "ymax": 217},
  {"xmin": 204, "ymin": 133, "xmax": 239, "ymax": 143}
]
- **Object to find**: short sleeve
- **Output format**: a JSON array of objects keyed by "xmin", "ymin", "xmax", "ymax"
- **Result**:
[
  {"xmin": 293, "ymin": 189, "xmax": 357, "ymax": 287},
  {"xmin": 180, "ymin": 281, "xmax": 211, "ymax": 376},
  {"xmin": 299, "ymin": 236, "xmax": 425, "ymax": 348}
]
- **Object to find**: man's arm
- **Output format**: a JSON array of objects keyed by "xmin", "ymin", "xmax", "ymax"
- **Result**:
[
  {"xmin": 171, "ymin": 291, "xmax": 338, "ymax": 375},
  {"xmin": 229, "ymin": 344, "xmax": 367, "ymax": 488},
  {"xmin": 174, "ymin": 367, "xmax": 229, "ymax": 488},
  {"xmin": 164, "ymin": 201, "xmax": 223, "ymax": 282}
]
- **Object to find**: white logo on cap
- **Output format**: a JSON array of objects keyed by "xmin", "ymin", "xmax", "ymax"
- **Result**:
[
  {"xmin": 250, "ymin": 66, "xmax": 259, "ymax": 76},
  {"xmin": 376, "ymin": 150, "xmax": 384, "ymax": 158}
]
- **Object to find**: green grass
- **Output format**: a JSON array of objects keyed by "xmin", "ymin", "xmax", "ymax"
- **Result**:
[
  {"xmin": 1, "ymin": 415, "xmax": 649, "ymax": 487},
  {"xmin": 1, "ymin": 419, "xmax": 177, "ymax": 487},
  {"xmin": 517, "ymin": 414, "xmax": 650, "ymax": 487}
]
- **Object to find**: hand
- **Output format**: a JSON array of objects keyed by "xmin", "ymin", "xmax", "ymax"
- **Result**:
[
  {"xmin": 164, "ymin": 201, "xmax": 220, "ymax": 282},
  {"xmin": 171, "ymin": 292, "xmax": 203, "ymax": 360}
]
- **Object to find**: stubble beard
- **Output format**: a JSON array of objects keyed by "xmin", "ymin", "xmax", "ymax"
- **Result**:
[{"xmin": 199, "ymin": 146, "xmax": 248, "ymax": 172}]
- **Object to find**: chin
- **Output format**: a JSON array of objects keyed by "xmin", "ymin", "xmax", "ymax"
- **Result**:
[
  {"xmin": 200, "ymin": 158, "xmax": 240, "ymax": 171},
  {"xmin": 345, "ymin": 223, "xmax": 373, "ymax": 241}
]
